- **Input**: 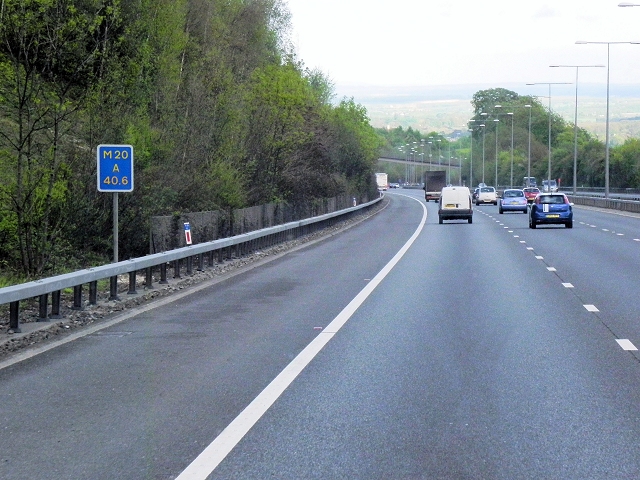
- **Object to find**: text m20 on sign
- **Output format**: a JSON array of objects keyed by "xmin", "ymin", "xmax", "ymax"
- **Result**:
[{"xmin": 97, "ymin": 144, "xmax": 134, "ymax": 192}]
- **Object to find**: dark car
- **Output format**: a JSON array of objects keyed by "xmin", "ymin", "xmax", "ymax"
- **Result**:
[{"xmin": 529, "ymin": 193, "xmax": 573, "ymax": 228}]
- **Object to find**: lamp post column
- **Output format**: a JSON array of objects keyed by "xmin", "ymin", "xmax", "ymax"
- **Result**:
[
  {"xmin": 526, "ymin": 82, "xmax": 572, "ymax": 191},
  {"xmin": 605, "ymin": 44, "xmax": 610, "ymax": 197},
  {"xmin": 576, "ymin": 40, "xmax": 640, "ymax": 197},
  {"xmin": 526, "ymin": 104, "xmax": 532, "ymax": 183},
  {"xmin": 481, "ymin": 124, "xmax": 486, "ymax": 184},
  {"xmin": 550, "ymin": 64, "xmax": 605, "ymax": 194},
  {"xmin": 469, "ymin": 128, "xmax": 474, "ymax": 187},
  {"xmin": 494, "ymin": 119, "xmax": 499, "ymax": 188},
  {"xmin": 509, "ymin": 112, "xmax": 514, "ymax": 188}
]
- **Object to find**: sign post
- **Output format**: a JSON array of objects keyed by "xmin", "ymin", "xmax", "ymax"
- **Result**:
[
  {"xmin": 97, "ymin": 144, "xmax": 134, "ymax": 263},
  {"xmin": 184, "ymin": 223, "xmax": 192, "ymax": 245}
]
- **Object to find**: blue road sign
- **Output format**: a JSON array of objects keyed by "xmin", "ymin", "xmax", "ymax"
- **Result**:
[{"xmin": 97, "ymin": 144, "xmax": 134, "ymax": 192}]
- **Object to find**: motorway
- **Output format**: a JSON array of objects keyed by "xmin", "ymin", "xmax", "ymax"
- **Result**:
[{"xmin": 2, "ymin": 189, "xmax": 640, "ymax": 479}]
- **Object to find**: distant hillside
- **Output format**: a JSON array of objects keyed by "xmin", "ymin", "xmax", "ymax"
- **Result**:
[{"xmin": 338, "ymin": 83, "xmax": 640, "ymax": 144}]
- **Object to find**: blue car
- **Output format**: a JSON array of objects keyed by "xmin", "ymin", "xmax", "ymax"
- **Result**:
[
  {"xmin": 499, "ymin": 189, "xmax": 528, "ymax": 214},
  {"xmin": 529, "ymin": 193, "xmax": 573, "ymax": 228}
]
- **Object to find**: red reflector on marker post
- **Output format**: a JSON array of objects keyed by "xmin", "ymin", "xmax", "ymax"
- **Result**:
[{"xmin": 184, "ymin": 222, "xmax": 192, "ymax": 245}]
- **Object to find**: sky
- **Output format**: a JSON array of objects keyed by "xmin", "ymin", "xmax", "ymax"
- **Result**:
[{"xmin": 285, "ymin": 0, "xmax": 640, "ymax": 98}]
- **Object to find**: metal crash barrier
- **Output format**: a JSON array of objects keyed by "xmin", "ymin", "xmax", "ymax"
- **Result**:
[{"xmin": 1, "ymin": 197, "xmax": 382, "ymax": 332}]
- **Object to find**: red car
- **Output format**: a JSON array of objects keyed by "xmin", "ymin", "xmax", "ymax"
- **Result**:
[{"xmin": 523, "ymin": 187, "xmax": 540, "ymax": 203}]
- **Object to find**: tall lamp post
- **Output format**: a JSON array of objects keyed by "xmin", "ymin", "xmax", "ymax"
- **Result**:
[
  {"xmin": 525, "ymin": 104, "xmax": 532, "ymax": 184},
  {"xmin": 526, "ymin": 82, "xmax": 572, "ymax": 191},
  {"xmin": 549, "ymin": 64, "xmax": 605, "ymax": 195},
  {"xmin": 494, "ymin": 119, "xmax": 499, "ymax": 188},
  {"xmin": 508, "ymin": 112, "xmax": 514, "ymax": 188},
  {"xmin": 480, "ymin": 124, "xmax": 486, "ymax": 184},
  {"xmin": 495, "ymin": 105, "xmax": 516, "ymax": 188},
  {"xmin": 468, "ymin": 128, "xmax": 474, "ymax": 187},
  {"xmin": 576, "ymin": 41, "xmax": 639, "ymax": 198}
]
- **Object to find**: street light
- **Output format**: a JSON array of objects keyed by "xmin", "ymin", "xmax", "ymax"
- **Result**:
[
  {"xmin": 576, "ymin": 41, "xmax": 640, "ymax": 197},
  {"xmin": 550, "ymin": 64, "xmax": 605, "ymax": 195},
  {"xmin": 495, "ymin": 105, "xmax": 516, "ymax": 188},
  {"xmin": 526, "ymin": 82, "xmax": 572, "ymax": 192},
  {"xmin": 480, "ymin": 124, "xmax": 486, "ymax": 184},
  {"xmin": 468, "ymin": 127, "xmax": 475, "ymax": 187},
  {"xmin": 508, "ymin": 112, "xmax": 514, "ymax": 188},
  {"xmin": 525, "ymin": 104, "xmax": 532, "ymax": 185},
  {"xmin": 494, "ymin": 119, "xmax": 499, "ymax": 188}
]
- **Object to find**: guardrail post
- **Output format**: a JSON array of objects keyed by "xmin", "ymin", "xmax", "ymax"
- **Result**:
[
  {"xmin": 9, "ymin": 301, "xmax": 20, "ymax": 333},
  {"xmin": 186, "ymin": 256, "xmax": 193, "ymax": 275},
  {"xmin": 109, "ymin": 276, "xmax": 119, "ymax": 301},
  {"xmin": 173, "ymin": 259, "xmax": 181, "ymax": 278},
  {"xmin": 145, "ymin": 267, "xmax": 154, "ymax": 289},
  {"xmin": 198, "ymin": 254, "xmax": 205, "ymax": 271},
  {"xmin": 217, "ymin": 248, "xmax": 224, "ymax": 263},
  {"xmin": 128, "ymin": 271, "xmax": 137, "ymax": 295},
  {"xmin": 208, "ymin": 250, "xmax": 215, "ymax": 267},
  {"xmin": 38, "ymin": 293, "xmax": 49, "ymax": 322},
  {"xmin": 51, "ymin": 290, "xmax": 61, "ymax": 319},
  {"xmin": 89, "ymin": 281, "xmax": 97, "ymax": 305},
  {"xmin": 159, "ymin": 263, "xmax": 168, "ymax": 284},
  {"xmin": 73, "ymin": 285, "xmax": 83, "ymax": 310}
]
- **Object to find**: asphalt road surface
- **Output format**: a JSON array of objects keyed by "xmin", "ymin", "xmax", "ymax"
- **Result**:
[{"xmin": 2, "ymin": 190, "xmax": 640, "ymax": 479}]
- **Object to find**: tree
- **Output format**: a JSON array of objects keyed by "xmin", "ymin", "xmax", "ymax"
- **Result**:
[
  {"xmin": 0, "ymin": 0, "xmax": 123, "ymax": 276},
  {"xmin": 610, "ymin": 138, "xmax": 640, "ymax": 188}
]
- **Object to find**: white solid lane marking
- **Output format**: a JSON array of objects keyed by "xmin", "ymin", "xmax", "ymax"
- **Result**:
[
  {"xmin": 562, "ymin": 283, "xmax": 574, "ymax": 288},
  {"xmin": 584, "ymin": 305, "xmax": 599, "ymax": 312},
  {"xmin": 617, "ymin": 339, "xmax": 638, "ymax": 351},
  {"xmin": 175, "ymin": 195, "xmax": 428, "ymax": 480}
]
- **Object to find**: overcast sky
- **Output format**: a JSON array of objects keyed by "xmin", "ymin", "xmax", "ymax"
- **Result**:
[{"xmin": 286, "ymin": 0, "xmax": 640, "ymax": 96}]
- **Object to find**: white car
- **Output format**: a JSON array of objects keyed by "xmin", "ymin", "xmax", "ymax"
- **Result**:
[{"xmin": 476, "ymin": 186, "xmax": 497, "ymax": 205}]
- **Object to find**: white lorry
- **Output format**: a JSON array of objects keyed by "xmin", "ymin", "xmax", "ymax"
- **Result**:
[{"xmin": 375, "ymin": 172, "xmax": 388, "ymax": 191}]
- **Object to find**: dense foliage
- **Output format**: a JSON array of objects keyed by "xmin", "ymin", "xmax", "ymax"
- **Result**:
[{"xmin": 0, "ymin": 0, "xmax": 382, "ymax": 279}]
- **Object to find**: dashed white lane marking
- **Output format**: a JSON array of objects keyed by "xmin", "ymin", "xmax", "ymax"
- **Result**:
[
  {"xmin": 547, "ymin": 267, "xmax": 557, "ymax": 272},
  {"xmin": 562, "ymin": 283, "xmax": 574, "ymax": 288},
  {"xmin": 584, "ymin": 304, "xmax": 600, "ymax": 312},
  {"xmin": 535, "ymin": 256, "xmax": 544, "ymax": 260},
  {"xmin": 527, "ymin": 247, "xmax": 534, "ymax": 250},
  {"xmin": 617, "ymin": 233, "xmax": 624, "ymax": 236},
  {"xmin": 617, "ymin": 339, "xmax": 638, "ymax": 351},
  {"xmin": 602, "ymin": 229, "xmax": 609, "ymax": 232},
  {"xmin": 635, "ymin": 239, "xmax": 640, "ymax": 242},
  {"xmin": 175, "ymin": 195, "xmax": 428, "ymax": 480},
  {"xmin": 520, "ymin": 240, "xmax": 526, "ymax": 243}
]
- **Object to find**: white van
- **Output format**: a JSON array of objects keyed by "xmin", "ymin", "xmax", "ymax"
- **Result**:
[
  {"xmin": 541, "ymin": 179, "xmax": 558, "ymax": 192},
  {"xmin": 438, "ymin": 186, "xmax": 473, "ymax": 224}
]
